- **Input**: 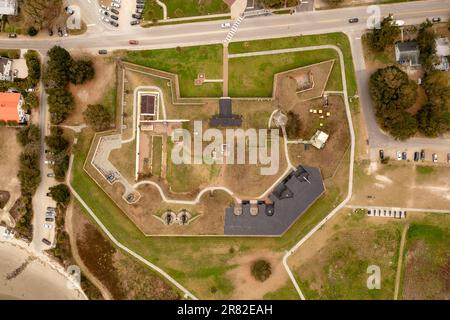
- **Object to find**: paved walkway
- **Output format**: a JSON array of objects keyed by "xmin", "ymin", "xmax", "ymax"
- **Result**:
[{"xmin": 156, "ymin": 0, "xmax": 168, "ymax": 20}]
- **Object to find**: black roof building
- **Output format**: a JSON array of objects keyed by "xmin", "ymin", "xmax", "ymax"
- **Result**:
[
  {"xmin": 210, "ymin": 97, "xmax": 242, "ymax": 127},
  {"xmin": 224, "ymin": 165, "xmax": 325, "ymax": 236}
]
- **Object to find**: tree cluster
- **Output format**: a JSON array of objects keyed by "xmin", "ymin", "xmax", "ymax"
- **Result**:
[
  {"xmin": 417, "ymin": 20, "xmax": 437, "ymax": 72},
  {"xmin": 83, "ymin": 104, "xmax": 112, "ymax": 131},
  {"xmin": 285, "ymin": 111, "xmax": 301, "ymax": 139},
  {"xmin": 20, "ymin": 0, "xmax": 62, "ymax": 30},
  {"xmin": 45, "ymin": 126, "xmax": 70, "ymax": 180},
  {"xmin": 367, "ymin": 15, "xmax": 401, "ymax": 52},
  {"xmin": 258, "ymin": 0, "xmax": 298, "ymax": 9},
  {"xmin": 369, "ymin": 66, "xmax": 418, "ymax": 140},
  {"xmin": 48, "ymin": 184, "xmax": 71, "ymax": 206}
]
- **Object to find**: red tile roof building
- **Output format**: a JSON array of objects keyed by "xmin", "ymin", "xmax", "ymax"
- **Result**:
[{"xmin": 0, "ymin": 92, "xmax": 25, "ymax": 123}]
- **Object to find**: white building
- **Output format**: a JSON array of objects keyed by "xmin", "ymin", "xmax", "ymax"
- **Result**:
[
  {"xmin": 0, "ymin": 57, "xmax": 13, "ymax": 81},
  {"xmin": 0, "ymin": 0, "xmax": 17, "ymax": 16}
]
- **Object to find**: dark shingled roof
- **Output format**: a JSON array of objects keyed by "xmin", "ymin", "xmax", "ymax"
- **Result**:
[
  {"xmin": 224, "ymin": 166, "xmax": 325, "ymax": 236},
  {"xmin": 210, "ymin": 97, "xmax": 242, "ymax": 127},
  {"xmin": 141, "ymin": 95, "xmax": 155, "ymax": 115}
]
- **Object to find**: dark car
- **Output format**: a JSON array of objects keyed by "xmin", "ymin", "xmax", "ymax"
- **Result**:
[
  {"xmin": 42, "ymin": 238, "xmax": 51, "ymax": 246},
  {"xmin": 132, "ymin": 13, "xmax": 142, "ymax": 19},
  {"xmin": 420, "ymin": 149, "xmax": 425, "ymax": 161},
  {"xmin": 110, "ymin": 21, "xmax": 119, "ymax": 27},
  {"xmin": 57, "ymin": 27, "xmax": 63, "ymax": 37},
  {"xmin": 402, "ymin": 152, "xmax": 407, "ymax": 160},
  {"xmin": 98, "ymin": 49, "xmax": 108, "ymax": 54},
  {"xmin": 48, "ymin": 28, "xmax": 53, "ymax": 36},
  {"xmin": 137, "ymin": 0, "xmax": 144, "ymax": 3},
  {"xmin": 414, "ymin": 152, "xmax": 420, "ymax": 162},
  {"xmin": 45, "ymin": 217, "xmax": 54, "ymax": 222},
  {"xmin": 432, "ymin": 17, "xmax": 441, "ymax": 23},
  {"xmin": 8, "ymin": 33, "xmax": 17, "ymax": 38},
  {"xmin": 130, "ymin": 20, "xmax": 140, "ymax": 25},
  {"xmin": 111, "ymin": 8, "xmax": 119, "ymax": 15},
  {"xmin": 348, "ymin": 18, "xmax": 359, "ymax": 23},
  {"xmin": 136, "ymin": 4, "xmax": 145, "ymax": 9},
  {"xmin": 110, "ymin": 15, "xmax": 119, "ymax": 20},
  {"xmin": 379, "ymin": 149, "xmax": 384, "ymax": 161}
]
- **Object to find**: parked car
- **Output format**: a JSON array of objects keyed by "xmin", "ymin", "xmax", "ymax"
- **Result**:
[
  {"xmin": 221, "ymin": 22, "xmax": 231, "ymax": 29},
  {"xmin": 46, "ymin": 212, "xmax": 55, "ymax": 218},
  {"xmin": 99, "ymin": 8, "xmax": 107, "ymax": 15},
  {"xmin": 47, "ymin": 207, "xmax": 57, "ymax": 212},
  {"xmin": 111, "ymin": 8, "xmax": 119, "ymax": 15},
  {"xmin": 111, "ymin": 2, "xmax": 120, "ymax": 8},
  {"xmin": 45, "ymin": 217, "xmax": 54, "ymax": 222},
  {"xmin": 136, "ymin": 4, "xmax": 144, "ymax": 9},
  {"xmin": 46, "ymin": 192, "xmax": 51, "ymax": 197},
  {"xmin": 420, "ymin": 149, "xmax": 425, "ymax": 161},
  {"xmin": 110, "ymin": 21, "xmax": 119, "ymax": 27},
  {"xmin": 65, "ymin": 6, "xmax": 74, "ymax": 15},
  {"xmin": 396, "ymin": 151, "xmax": 402, "ymax": 161},
  {"xmin": 402, "ymin": 152, "xmax": 407, "ymax": 160},
  {"xmin": 44, "ymin": 160, "xmax": 55, "ymax": 165},
  {"xmin": 47, "ymin": 173, "xmax": 55, "ymax": 178},
  {"xmin": 44, "ymin": 223, "xmax": 53, "ymax": 229},
  {"xmin": 98, "ymin": 49, "xmax": 108, "ymax": 54},
  {"xmin": 137, "ymin": 0, "xmax": 144, "ymax": 3},
  {"xmin": 136, "ymin": 8, "xmax": 143, "ymax": 13},
  {"xmin": 348, "ymin": 18, "xmax": 359, "ymax": 23},
  {"xmin": 110, "ymin": 15, "xmax": 119, "ymax": 20},
  {"xmin": 102, "ymin": 16, "xmax": 110, "ymax": 23},
  {"xmin": 379, "ymin": 149, "xmax": 384, "ymax": 161},
  {"xmin": 414, "ymin": 152, "xmax": 420, "ymax": 162},
  {"xmin": 432, "ymin": 17, "xmax": 441, "ymax": 23},
  {"xmin": 432, "ymin": 153, "xmax": 438, "ymax": 163},
  {"xmin": 130, "ymin": 20, "xmax": 140, "ymax": 26},
  {"xmin": 42, "ymin": 238, "xmax": 51, "ymax": 245},
  {"xmin": 48, "ymin": 28, "xmax": 53, "ymax": 36},
  {"xmin": 447, "ymin": 154, "xmax": 450, "ymax": 163},
  {"xmin": 132, "ymin": 13, "xmax": 142, "ymax": 19},
  {"xmin": 129, "ymin": 40, "xmax": 139, "ymax": 45},
  {"xmin": 8, "ymin": 33, "xmax": 17, "ymax": 38}
]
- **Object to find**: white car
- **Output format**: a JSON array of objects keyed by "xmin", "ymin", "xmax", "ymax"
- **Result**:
[
  {"xmin": 432, "ymin": 153, "xmax": 438, "ymax": 162},
  {"xmin": 113, "ymin": 0, "xmax": 121, "ymax": 3},
  {"xmin": 221, "ymin": 22, "xmax": 231, "ymax": 28},
  {"xmin": 44, "ymin": 160, "xmax": 55, "ymax": 165},
  {"xmin": 100, "ymin": 4, "xmax": 110, "ymax": 10},
  {"xmin": 2, "ymin": 228, "xmax": 15, "ymax": 239},
  {"xmin": 99, "ymin": 8, "xmax": 106, "ymax": 14},
  {"xmin": 44, "ymin": 223, "xmax": 53, "ymax": 229},
  {"xmin": 102, "ymin": 16, "xmax": 110, "ymax": 23},
  {"xmin": 396, "ymin": 151, "xmax": 402, "ymax": 161},
  {"xmin": 111, "ymin": 2, "xmax": 120, "ymax": 8}
]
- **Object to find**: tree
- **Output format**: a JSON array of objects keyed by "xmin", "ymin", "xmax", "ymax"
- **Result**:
[
  {"xmin": 52, "ymin": 153, "xmax": 70, "ymax": 180},
  {"xmin": 259, "ymin": 0, "xmax": 298, "ymax": 8},
  {"xmin": 24, "ymin": 50, "xmax": 41, "ymax": 85},
  {"xmin": 323, "ymin": 0, "xmax": 343, "ymax": 7},
  {"xmin": 21, "ymin": 0, "xmax": 62, "ymax": 30},
  {"xmin": 250, "ymin": 260, "xmax": 272, "ymax": 282},
  {"xmin": 83, "ymin": 104, "xmax": 112, "ymax": 131},
  {"xmin": 47, "ymin": 88, "xmax": 74, "ymax": 124},
  {"xmin": 367, "ymin": 16, "xmax": 401, "ymax": 52},
  {"xmin": 422, "ymin": 71, "xmax": 450, "ymax": 109},
  {"xmin": 417, "ymin": 20, "xmax": 437, "ymax": 71},
  {"xmin": 49, "ymin": 184, "xmax": 71, "ymax": 206},
  {"xmin": 369, "ymin": 66, "xmax": 418, "ymax": 140},
  {"xmin": 18, "ymin": 144, "xmax": 41, "ymax": 195},
  {"xmin": 416, "ymin": 102, "xmax": 450, "ymax": 137},
  {"xmin": 285, "ymin": 111, "xmax": 301, "ymax": 139},
  {"xmin": 24, "ymin": 92, "xmax": 39, "ymax": 110},
  {"xmin": 17, "ymin": 124, "xmax": 40, "ymax": 146},
  {"xmin": 27, "ymin": 26, "xmax": 38, "ymax": 36},
  {"xmin": 69, "ymin": 60, "xmax": 95, "ymax": 85},
  {"xmin": 45, "ymin": 126, "xmax": 69, "ymax": 154},
  {"xmin": 44, "ymin": 46, "xmax": 73, "ymax": 88}
]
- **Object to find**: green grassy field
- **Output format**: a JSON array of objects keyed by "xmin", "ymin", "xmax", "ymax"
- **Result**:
[
  {"xmin": 162, "ymin": 0, "xmax": 229, "ymax": 18},
  {"xmin": 228, "ymin": 33, "xmax": 357, "ymax": 97},
  {"xmin": 229, "ymin": 49, "xmax": 342, "ymax": 97},
  {"xmin": 125, "ymin": 45, "xmax": 223, "ymax": 97}
]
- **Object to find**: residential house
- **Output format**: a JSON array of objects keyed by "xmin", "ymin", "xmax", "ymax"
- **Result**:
[
  {"xmin": 395, "ymin": 41, "xmax": 421, "ymax": 68},
  {"xmin": 0, "ymin": 57, "xmax": 13, "ymax": 81},
  {"xmin": 434, "ymin": 37, "xmax": 450, "ymax": 71},
  {"xmin": 0, "ymin": 0, "xmax": 17, "ymax": 16},
  {"xmin": 0, "ymin": 92, "xmax": 27, "ymax": 124}
]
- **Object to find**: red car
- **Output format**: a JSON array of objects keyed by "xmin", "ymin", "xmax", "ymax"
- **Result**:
[{"xmin": 129, "ymin": 40, "xmax": 139, "ymax": 45}]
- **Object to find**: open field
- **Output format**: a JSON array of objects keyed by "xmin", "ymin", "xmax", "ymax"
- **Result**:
[
  {"xmin": 66, "ymin": 56, "xmax": 116, "ymax": 126},
  {"xmin": 351, "ymin": 161, "xmax": 450, "ymax": 210},
  {"xmin": 151, "ymin": 136, "xmax": 163, "ymax": 176},
  {"xmin": 124, "ymin": 45, "xmax": 223, "ymax": 97},
  {"xmin": 401, "ymin": 218, "xmax": 450, "ymax": 300}
]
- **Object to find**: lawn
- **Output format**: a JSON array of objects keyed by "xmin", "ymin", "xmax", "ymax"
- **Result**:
[
  {"xmin": 229, "ymin": 49, "xmax": 342, "ymax": 97},
  {"xmin": 142, "ymin": 0, "xmax": 164, "ymax": 21},
  {"xmin": 125, "ymin": 45, "xmax": 223, "ymax": 97},
  {"xmin": 151, "ymin": 136, "xmax": 163, "ymax": 176},
  {"xmin": 401, "ymin": 221, "xmax": 450, "ymax": 300},
  {"xmin": 228, "ymin": 32, "xmax": 357, "ymax": 97},
  {"xmin": 162, "ymin": 0, "xmax": 229, "ymax": 18}
]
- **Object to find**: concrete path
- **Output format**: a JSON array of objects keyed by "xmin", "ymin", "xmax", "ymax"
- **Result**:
[{"xmin": 156, "ymin": 0, "xmax": 168, "ymax": 20}]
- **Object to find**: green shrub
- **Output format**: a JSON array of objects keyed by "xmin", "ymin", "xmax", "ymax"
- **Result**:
[{"xmin": 251, "ymin": 259, "xmax": 272, "ymax": 282}]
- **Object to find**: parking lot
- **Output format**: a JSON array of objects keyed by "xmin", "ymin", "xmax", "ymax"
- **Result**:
[
  {"xmin": 97, "ymin": 0, "xmax": 144, "ymax": 30},
  {"xmin": 375, "ymin": 147, "xmax": 450, "ymax": 165}
]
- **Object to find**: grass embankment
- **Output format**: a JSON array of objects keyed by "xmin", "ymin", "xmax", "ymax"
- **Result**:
[
  {"xmin": 228, "ymin": 33, "xmax": 357, "ymax": 97},
  {"xmin": 162, "ymin": 0, "xmax": 229, "ymax": 18},
  {"xmin": 125, "ymin": 45, "xmax": 223, "ymax": 97}
]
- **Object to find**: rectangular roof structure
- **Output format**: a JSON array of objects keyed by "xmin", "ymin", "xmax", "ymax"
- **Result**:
[
  {"xmin": 224, "ymin": 166, "xmax": 325, "ymax": 236},
  {"xmin": 0, "ymin": 0, "xmax": 17, "ymax": 15},
  {"xmin": 395, "ymin": 41, "xmax": 420, "ymax": 66},
  {"xmin": 0, "ymin": 92, "xmax": 20, "ymax": 122},
  {"xmin": 210, "ymin": 97, "xmax": 242, "ymax": 127},
  {"xmin": 140, "ymin": 95, "xmax": 155, "ymax": 115}
]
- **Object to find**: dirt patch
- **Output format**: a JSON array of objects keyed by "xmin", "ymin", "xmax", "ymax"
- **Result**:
[
  {"xmin": 226, "ymin": 250, "xmax": 288, "ymax": 300},
  {"xmin": 0, "ymin": 191, "xmax": 10, "ymax": 209}
]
